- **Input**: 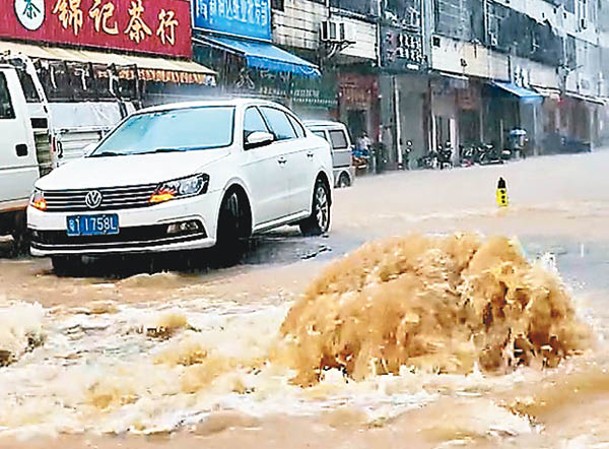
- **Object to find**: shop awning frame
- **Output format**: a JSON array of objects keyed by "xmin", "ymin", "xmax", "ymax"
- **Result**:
[
  {"xmin": 194, "ymin": 35, "xmax": 321, "ymax": 78},
  {"xmin": 0, "ymin": 41, "xmax": 217, "ymax": 85},
  {"xmin": 491, "ymin": 81, "xmax": 543, "ymax": 103},
  {"xmin": 564, "ymin": 92, "xmax": 606, "ymax": 106}
]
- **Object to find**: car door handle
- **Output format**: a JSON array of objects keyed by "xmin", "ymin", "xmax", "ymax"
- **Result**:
[
  {"xmin": 277, "ymin": 157, "xmax": 287, "ymax": 165},
  {"xmin": 16, "ymin": 144, "xmax": 28, "ymax": 157},
  {"xmin": 306, "ymin": 151, "xmax": 314, "ymax": 158}
]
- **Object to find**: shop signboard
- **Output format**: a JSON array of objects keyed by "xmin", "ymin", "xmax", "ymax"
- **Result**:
[
  {"xmin": 4, "ymin": 0, "xmax": 192, "ymax": 57},
  {"xmin": 225, "ymin": 67, "xmax": 336, "ymax": 108},
  {"xmin": 380, "ymin": 25, "xmax": 425, "ymax": 71},
  {"xmin": 192, "ymin": 0, "xmax": 272, "ymax": 42}
]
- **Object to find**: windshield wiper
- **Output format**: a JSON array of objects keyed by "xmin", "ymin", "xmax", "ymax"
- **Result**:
[
  {"xmin": 145, "ymin": 147, "xmax": 189, "ymax": 154},
  {"xmin": 89, "ymin": 151, "xmax": 125, "ymax": 158}
]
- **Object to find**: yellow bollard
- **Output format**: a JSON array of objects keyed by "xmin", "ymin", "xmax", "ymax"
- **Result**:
[{"xmin": 496, "ymin": 177, "xmax": 508, "ymax": 207}]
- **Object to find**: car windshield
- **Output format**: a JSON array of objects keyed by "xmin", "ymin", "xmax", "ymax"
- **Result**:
[{"xmin": 90, "ymin": 106, "xmax": 235, "ymax": 157}]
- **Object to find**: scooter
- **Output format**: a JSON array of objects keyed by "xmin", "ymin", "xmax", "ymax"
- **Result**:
[
  {"xmin": 477, "ymin": 143, "xmax": 504, "ymax": 165},
  {"xmin": 460, "ymin": 144, "xmax": 476, "ymax": 167},
  {"xmin": 437, "ymin": 142, "xmax": 453, "ymax": 170},
  {"xmin": 417, "ymin": 150, "xmax": 437, "ymax": 169}
]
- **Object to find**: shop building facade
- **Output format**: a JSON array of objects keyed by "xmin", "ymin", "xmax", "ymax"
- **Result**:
[{"xmin": 1, "ymin": 0, "xmax": 216, "ymax": 107}]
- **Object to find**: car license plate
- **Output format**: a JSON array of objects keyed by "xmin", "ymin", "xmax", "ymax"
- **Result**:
[{"xmin": 66, "ymin": 214, "xmax": 119, "ymax": 237}]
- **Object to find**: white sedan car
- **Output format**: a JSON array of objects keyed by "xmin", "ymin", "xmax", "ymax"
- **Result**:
[{"xmin": 28, "ymin": 99, "xmax": 334, "ymax": 274}]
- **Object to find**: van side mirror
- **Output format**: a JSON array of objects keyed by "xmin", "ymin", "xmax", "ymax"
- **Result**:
[
  {"xmin": 83, "ymin": 143, "xmax": 97, "ymax": 157},
  {"xmin": 245, "ymin": 131, "xmax": 274, "ymax": 150}
]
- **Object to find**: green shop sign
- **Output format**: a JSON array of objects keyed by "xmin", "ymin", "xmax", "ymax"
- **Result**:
[{"xmin": 228, "ymin": 68, "xmax": 337, "ymax": 109}]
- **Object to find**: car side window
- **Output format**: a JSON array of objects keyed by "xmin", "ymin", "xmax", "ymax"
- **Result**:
[
  {"xmin": 244, "ymin": 107, "xmax": 270, "ymax": 140},
  {"xmin": 287, "ymin": 114, "xmax": 306, "ymax": 138},
  {"xmin": 329, "ymin": 130, "xmax": 349, "ymax": 150},
  {"xmin": 260, "ymin": 107, "xmax": 297, "ymax": 141},
  {"xmin": 312, "ymin": 130, "xmax": 327, "ymax": 141},
  {"xmin": 0, "ymin": 73, "xmax": 16, "ymax": 120}
]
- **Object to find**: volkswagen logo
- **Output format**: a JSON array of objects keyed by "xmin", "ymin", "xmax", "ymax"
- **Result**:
[{"xmin": 85, "ymin": 190, "xmax": 103, "ymax": 209}]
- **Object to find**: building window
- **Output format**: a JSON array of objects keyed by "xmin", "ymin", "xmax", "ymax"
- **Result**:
[{"xmin": 271, "ymin": 0, "xmax": 284, "ymax": 11}]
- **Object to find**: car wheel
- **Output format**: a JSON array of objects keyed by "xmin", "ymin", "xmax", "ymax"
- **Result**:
[
  {"xmin": 213, "ymin": 190, "xmax": 249, "ymax": 266},
  {"xmin": 300, "ymin": 179, "xmax": 331, "ymax": 237},
  {"xmin": 51, "ymin": 255, "xmax": 83, "ymax": 277},
  {"xmin": 338, "ymin": 172, "xmax": 351, "ymax": 188}
]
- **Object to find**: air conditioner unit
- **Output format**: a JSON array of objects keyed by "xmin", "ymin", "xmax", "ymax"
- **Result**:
[
  {"xmin": 343, "ymin": 23, "xmax": 356, "ymax": 43},
  {"xmin": 320, "ymin": 20, "xmax": 349, "ymax": 43}
]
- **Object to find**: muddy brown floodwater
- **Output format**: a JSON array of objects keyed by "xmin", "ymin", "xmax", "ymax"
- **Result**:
[{"xmin": 1, "ymin": 151, "xmax": 609, "ymax": 449}]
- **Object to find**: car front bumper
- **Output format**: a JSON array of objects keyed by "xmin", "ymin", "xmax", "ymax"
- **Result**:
[{"xmin": 27, "ymin": 191, "xmax": 222, "ymax": 256}]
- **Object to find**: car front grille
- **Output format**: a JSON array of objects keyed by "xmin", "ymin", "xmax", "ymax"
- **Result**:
[{"xmin": 44, "ymin": 184, "xmax": 158, "ymax": 212}]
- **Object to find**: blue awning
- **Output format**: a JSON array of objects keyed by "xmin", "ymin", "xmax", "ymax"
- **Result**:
[
  {"xmin": 197, "ymin": 35, "xmax": 321, "ymax": 78},
  {"xmin": 491, "ymin": 81, "xmax": 543, "ymax": 103}
]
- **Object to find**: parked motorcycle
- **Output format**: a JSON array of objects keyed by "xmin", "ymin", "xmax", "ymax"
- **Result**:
[
  {"xmin": 460, "ymin": 144, "xmax": 476, "ymax": 167},
  {"xmin": 477, "ymin": 143, "xmax": 504, "ymax": 165},
  {"xmin": 437, "ymin": 142, "xmax": 453, "ymax": 170},
  {"xmin": 417, "ymin": 149, "xmax": 436, "ymax": 169}
]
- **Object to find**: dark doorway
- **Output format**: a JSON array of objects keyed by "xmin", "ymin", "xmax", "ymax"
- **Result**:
[{"xmin": 347, "ymin": 109, "xmax": 368, "ymax": 139}]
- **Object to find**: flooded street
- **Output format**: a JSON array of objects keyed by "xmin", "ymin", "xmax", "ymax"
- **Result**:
[{"xmin": 2, "ymin": 151, "xmax": 609, "ymax": 449}]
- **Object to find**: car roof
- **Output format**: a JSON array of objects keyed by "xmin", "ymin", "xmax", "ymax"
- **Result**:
[{"xmin": 138, "ymin": 98, "xmax": 289, "ymax": 115}]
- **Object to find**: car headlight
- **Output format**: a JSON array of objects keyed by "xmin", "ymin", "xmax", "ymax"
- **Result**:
[
  {"xmin": 30, "ymin": 189, "xmax": 47, "ymax": 211},
  {"xmin": 149, "ymin": 174, "xmax": 210, "ymax": 205}
]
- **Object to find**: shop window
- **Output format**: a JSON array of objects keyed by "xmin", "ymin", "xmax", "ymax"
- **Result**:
[
  {"xmin": 260, "ymin": 107, "xmax": 297, "ymax": 141},
  {"xmin": 0, "ymin": 73, "xmax": 16, "ymax": 120}
]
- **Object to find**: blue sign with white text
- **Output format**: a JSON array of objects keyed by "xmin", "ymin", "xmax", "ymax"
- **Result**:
[{"xmin": 193, "ymin": 0, "xmax": 272, "ymax": 42}]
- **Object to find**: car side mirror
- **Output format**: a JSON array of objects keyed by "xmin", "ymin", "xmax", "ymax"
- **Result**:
[
  {"xmin": 245, "ymin": 131, "xmax": 274, "ymax": 150},
  {"xmin": 83, "ymin": 143, "xmax": 97, "ymax": 157}
]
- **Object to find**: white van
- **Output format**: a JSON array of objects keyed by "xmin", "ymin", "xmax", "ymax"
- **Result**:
[
  {"xmin": 304, "ymin": 121, "xmax": 355, "ymax": 188},
  {"xmin": 0, "ymin": 63, "xmax": 43, "ymax": 251}
]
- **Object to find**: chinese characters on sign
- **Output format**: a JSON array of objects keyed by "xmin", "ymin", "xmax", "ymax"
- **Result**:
[
  {"xmin": 157, "ymin": 9, "xmax": 178, "ymax": 46},
  {"xmin": 194, "ymin": 0, "xmax": 272, "ymax": 42},
  {"xmin": 5, "ymin": 0, "xmax": 192, "ymax": 57},
  {"xmin": 124, "ymin": 0, "xmax": 152, "ymax": 43},
  {"xmin": 89, "ymin": 0, "xmax": 118, "ymax": 35},
  {"xmin": 15, "ymin": 0, "xmax": 46, "ymax": 31},
  {"xmin": 381, "ymin": 26, "xmax": 425, "ymax": 70},
  {"xmin": 53, "ymin": 0, "xmax": 84, "ymax": 35}
]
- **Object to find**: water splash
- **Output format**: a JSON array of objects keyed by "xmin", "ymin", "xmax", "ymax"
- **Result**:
[{"xmin": 278, "ymin": 233, "xmax": 591, "ymax": 385}]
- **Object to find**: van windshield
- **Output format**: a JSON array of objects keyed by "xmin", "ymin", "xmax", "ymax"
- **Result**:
[{"xmin": 90, "ymin": 106, "xmax": 235, "ymax": 157}]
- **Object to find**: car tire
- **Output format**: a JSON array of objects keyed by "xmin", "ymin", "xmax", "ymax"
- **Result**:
[
  {"xmin": 213, "ymin": 190, "xmax": 249, "ymax": 267},
  {"xmin": 51, "ymin": 255, "xmax": 83, "ymax": 277},
  {"xmin": 300, "ymin": 178, "xmax": 331, "ymax": 237},
  {"xmin": 338, "ymin": 172, "xmax": 351, "ymax": 188}
]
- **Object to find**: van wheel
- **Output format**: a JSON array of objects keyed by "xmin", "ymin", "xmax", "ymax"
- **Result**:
[
  {"xmin": 213, "ymin": 190, "xmax": 249, "ymax": 267},
  {"xmin": 338, "ymin": 172, "xmax": 351, "ymax": 188},
  {"xmin": 300, "ymin": 179, "xmax": 331, "ymax": 236},
  {"xmin": 51, "ymin": 256, "xmax": 83, "ymax": 277}
]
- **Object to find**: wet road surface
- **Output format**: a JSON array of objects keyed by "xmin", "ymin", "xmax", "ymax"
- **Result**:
[{"xmin": 1, "ymin": 150, "xmax": 609, "ymax": 448}]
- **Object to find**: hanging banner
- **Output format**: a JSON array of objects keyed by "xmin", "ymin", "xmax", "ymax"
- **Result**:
[{"xmin": 3, "ymin": 0, "xmax": 192, "ymax": 57}]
